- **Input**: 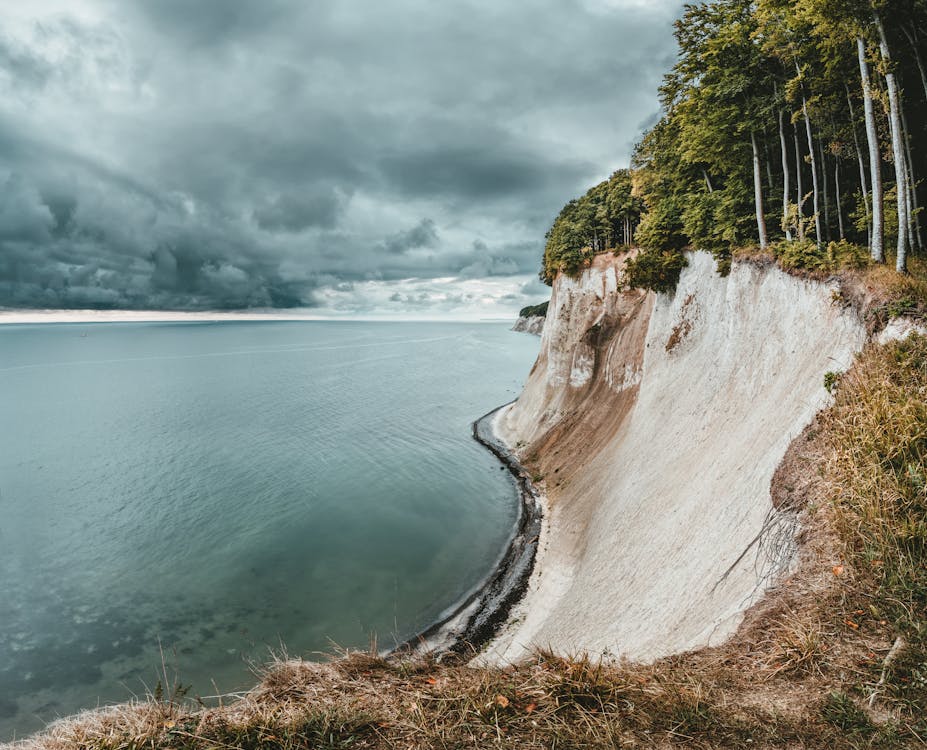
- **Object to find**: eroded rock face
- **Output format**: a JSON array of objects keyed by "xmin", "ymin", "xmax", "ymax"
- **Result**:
[
  {"xmin": 512, "ymin": 315, "xmax": 546, "ymax": 335},
  {"xmin": 487, "ymin": 251, "xmax": 867, "ymax": 664}
]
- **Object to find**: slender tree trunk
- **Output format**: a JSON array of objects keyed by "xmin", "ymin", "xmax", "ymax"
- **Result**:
[
  {"xmin": 703, "ymin": 169, "xmax": 714, "ymax": 194},
  {"xmin": 802, "ymin": 97, "xmax": 823, "ymax": 246},
  {"xmin": 795, "ymin": 61, "xmax": 824, "ymax": 245},
  {"xmin": 858, "ymin": 36, "xmax": 884, "ymax": 262},
  {"xmin": 875, "ymin": 12, "xmax": 910, "ymax": 272},
  {"xmin": 794, "ymin": 128, "xmax": 805, "ymax": 241},
  {"xmin": 901, "ymin": 25, "xmax": 927, "ymax": 103},
  {"xmin": 835, "ymin": 157, "xmax": 845, "ymax": 240},
  {"xmin": 779, "ymin": 108, "xmax": 792, "ymax": 241},
  {"xmin": 752, "ymin": 132, "xmax": 769, "ymax": 250},
  {"xmin": 900, "ymin": 99, "xmax": 924, "ymax": 252},
  {"xmin": 820, "ymin": 140, "xmax": 831, "ymax": 243},
  {"xmin": 903, "ymin": 158, "xmax": 917, "ymax": 253},
  {"xmin": 846, "ymin": 85, "xmax": 871, "ymax": 244},
  {"xmin": 765, "ymin": 139, "xmax": 774, "ymax": 193}
]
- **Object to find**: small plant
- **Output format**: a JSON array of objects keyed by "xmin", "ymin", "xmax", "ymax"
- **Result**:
[
  {"xmin": 664, "ymin": 685, "xmax": 717, "ymax": 735},
  {"xmin": 765, "ymin": 615, "xmax": 829, "ymax": 677},
  {"xmin": 544, "ymin": 653, "xmax": 616, "ymax": 711},
  {"xmin": 823, "ymin": 371, "xmax": 842, "ymax": 394},
  {"xmin": 819, "ymin": 692, "xmax": 872, "ymax": 734},
  {"xmin": 885, "ymin": 296, "xmax": 917, "ymax": 319}
]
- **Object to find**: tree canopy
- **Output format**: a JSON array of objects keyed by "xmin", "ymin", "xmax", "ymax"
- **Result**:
[
  {"xmin": 541, "ymin": 0, "xmax": 927, "ymax": 288},
  {"xmin": 541, "ymin": 169, "xmax": 642, "ymax": 284}
]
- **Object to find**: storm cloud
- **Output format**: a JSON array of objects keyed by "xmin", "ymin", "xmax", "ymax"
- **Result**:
[{"xmin": 0, "ymin": 0, "xmax": 682, "ymax": 315}]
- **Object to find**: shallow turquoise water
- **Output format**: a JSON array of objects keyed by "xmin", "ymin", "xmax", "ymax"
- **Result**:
[{"xmin": 0, "ymin": 321, "xmax": 537, "ymax": 740}]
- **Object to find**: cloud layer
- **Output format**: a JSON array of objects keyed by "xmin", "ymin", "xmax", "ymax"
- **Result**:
[{"xmin": 0, "ymin": 0, "xmax": 681, "ymax": 315}]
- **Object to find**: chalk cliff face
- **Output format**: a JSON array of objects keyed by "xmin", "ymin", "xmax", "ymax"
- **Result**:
[
  {"xmin": 486, "ymin": 250, "xmax": 867, "ymax": 664},
  {"xmin": 512, "ymin": 315, "xmax": 545, "ymax": 335}
]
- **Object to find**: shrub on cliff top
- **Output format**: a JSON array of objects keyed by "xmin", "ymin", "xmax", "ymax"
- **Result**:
[
  {"xmin": 623, "ymin": 249, "xmax": 688, "ymax": 293},
  {"xmin": 773, "ymin": 240, "xmax": 869, "ymax": 273}
]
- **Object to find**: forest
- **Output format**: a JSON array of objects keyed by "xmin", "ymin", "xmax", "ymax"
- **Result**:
[{"xmin": 543, "ymin": 0, "xmax": 927, "ymax": 290}]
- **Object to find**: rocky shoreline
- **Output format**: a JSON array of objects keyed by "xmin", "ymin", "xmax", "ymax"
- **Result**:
[{"xmin": 391, "ymin": 402, "xmax": 543, "ymax": 658}]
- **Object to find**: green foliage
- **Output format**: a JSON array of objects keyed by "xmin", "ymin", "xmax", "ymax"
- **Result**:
[
  {"xmin": 823, "ymin": 370, "xmax": 842, "ymax": 394},
  {"xmin": 885, "ymin": 297, "xmax": 918, "ymax": 319},
  {"xmin": 635, "ymin": 196, "xmax": 688, "ymax": 254},
  {"xmin": 773, "ymin": 239, "xmax": 869, "ymax": 272},
  {"xmin": 519, "ymin": 301, "xmax": 549, "ymax": 318},
  {"xmin": 541, "ymin": 170, "xmax": 643, "ymax": 284},
  {"xmin": 624, "ymin": 249, "xmax": 688, "ymax": 294},
  {"xmin": 819, "ymin": 692, "xmax": 873, "ymax": 735},
  {"xmin": 621, "ymin": 0, "xmax": 926, "ymax": 285}
]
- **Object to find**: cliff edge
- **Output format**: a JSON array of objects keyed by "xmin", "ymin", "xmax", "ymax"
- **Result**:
[{"xmin": 484, "ymin": 250, "xmax": 867, "ymax": 663}]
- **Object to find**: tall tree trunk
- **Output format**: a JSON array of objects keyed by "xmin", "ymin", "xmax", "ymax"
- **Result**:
[
  {"xmin": 901, "ymin": 25, "xmax": 927, "ymax": 103},
  {"xmin": 752, "ymin": 132, "xmax": 769, "ymax": 250},
  {"xmin": 846, "ymin": 85, "xmax": 871, "ymax": 244},
  {"xmin": 858, "ymin": 37, "xmax": 884, "ymax": 262},
  {"xmin": 794, "ymin": 128, "xmax": 805, "ymax": 241},
  {"xmin": 819, "ymin": 140, "xmax": 831, "ymax": 243},
  {"xmin": 795, "ymin": 62, "xmax": 824, "ymax": 245},
  {"xmin": 900, "ymin": 98, "xmax": 924, "ymax": 252},
  {"xmin": 779, "ymin": 108, "xmax": 792, "ymax": 241},
  {"xmin": 875, "ymin": 12, "xmax": 910, "ymax": 272},
  {"xmin": 835, "ymin": 157, "xmax": 845, "ymax": 240},
  {"xmin": 802, "ymin": 97, "xmax": 823, "ymax": 246},
  {"xmin": 766, "ymin": 145, "xmax": 774, "ymax": 193}
]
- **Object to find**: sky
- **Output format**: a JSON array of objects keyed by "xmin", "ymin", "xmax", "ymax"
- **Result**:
[{"xmin": 0, "ymin": 0, "xmax": 682, "ymax": 318}]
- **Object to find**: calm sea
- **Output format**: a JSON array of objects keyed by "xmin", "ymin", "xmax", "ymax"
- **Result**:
[{"xmin": 0, "ymin": 320, "xmax": 538, "ymax": 740}]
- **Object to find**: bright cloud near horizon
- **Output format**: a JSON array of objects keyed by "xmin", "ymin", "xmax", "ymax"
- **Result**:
[{"xmin": 0, "ymin": 0, "xmax": 682, "ymax": 318}]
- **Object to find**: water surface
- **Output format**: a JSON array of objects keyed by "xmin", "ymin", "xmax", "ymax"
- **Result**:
[{"xmin": 0, "ymin": 320, "xmax": 537, "ymax": 740}]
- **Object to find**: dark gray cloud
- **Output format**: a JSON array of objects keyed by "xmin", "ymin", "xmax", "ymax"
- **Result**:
[
  {"xmin": 253, "ymin": 189, "xmax": 347, "ymax": 233},
  {"xmin": 382, "ymin": 219, "xmax": 439, "ymax": 255},
  {"xmin": 0, "ymin": 0, "xmax": 682, "ymax": 313}
]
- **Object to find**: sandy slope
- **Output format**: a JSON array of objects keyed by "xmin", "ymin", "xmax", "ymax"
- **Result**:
[{"xmin": 483, "ymin": 251, "xmax": 867, "ymax": 664}]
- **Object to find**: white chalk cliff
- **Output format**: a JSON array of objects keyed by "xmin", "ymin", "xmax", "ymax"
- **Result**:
[
  {"xmin": 512, "ymin": 315, "xmax": 546, "ymax": 335},
  {"xmin": 485, "ymin": 250, "xmax": 867, "ymax": 663}
]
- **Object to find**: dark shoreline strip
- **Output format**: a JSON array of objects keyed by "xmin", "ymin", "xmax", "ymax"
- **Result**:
[{"xmin": 391, "ymin": 402, "xmax": 543, "ymax": 657}]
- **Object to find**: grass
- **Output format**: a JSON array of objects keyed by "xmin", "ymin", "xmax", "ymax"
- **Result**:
[
  {"xmin": 816, "ymin": 335, "xmax": 927, "ymax": 720},
  {"xmin": 16, "ymin": 282, "xmax": 927, "ymax": 749}
]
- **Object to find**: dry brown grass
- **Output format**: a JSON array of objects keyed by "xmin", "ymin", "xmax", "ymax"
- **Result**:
[{"xmin": 840, "ymin": 256, "xmax": 927, "ymax": 332}]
